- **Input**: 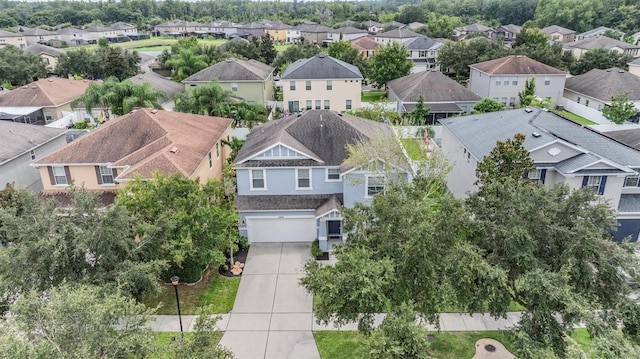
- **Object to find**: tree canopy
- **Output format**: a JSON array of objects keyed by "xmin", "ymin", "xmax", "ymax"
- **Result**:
[
  {"xmin": 0, "ymin": 45, "xmax": 47, "ymax": 87},
  {"xmin": 602, "ymin": 92, "xmax": 639, "ymax": 124},
  {"xmin": 473, "ymin": 98, "xmax": 505, "ymax": 113},
  {"xmin": 368, "ymin": 41, "xmax": 412, "ymax": 89},
  {"xmin": 56, "ymin": 46, "xmax": 140, "ymax": 81},
  {"xmin": 570, "ymin": 48, "xmax": 633, "ymax": 75}
]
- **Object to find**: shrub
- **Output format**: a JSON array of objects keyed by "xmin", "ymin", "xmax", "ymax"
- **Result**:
[{"xmin": 312, "ymin": 239, "xmax": 324, "ymax": 257}]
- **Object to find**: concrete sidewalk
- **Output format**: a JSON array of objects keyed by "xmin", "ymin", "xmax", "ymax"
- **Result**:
[{"xmin": 148, "ymin": 312, "xmax": 524, "ymax": 332}]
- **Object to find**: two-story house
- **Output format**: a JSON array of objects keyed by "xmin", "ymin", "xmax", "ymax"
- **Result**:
[
  {"xmin": 0, "ymin": 29, "xmax": 27, "ymax": 49},
  {"xmin": 453, "ymin": 23, "xmax": 493, "ymax": 40},
  {"xmin": 234, "ymin": 109, "xmax": 408, "ymax": 250},
  {"xmin": 350, "ymin": 36, "xmax": 379, "ymax": 59},
  {"xmin": 564, "ymin": 36, "xmax": 640, "ymax": 59},
  {"xmin": 541, "ymin": 25, "xmax": 576, "ymax": 43},
  {"xmin": 487, "ymin": 24, "xmax": 522, "ymax": 44},
  {"xmin": 468, "ymin": 55, "xmax": 567, "ymax": 106},
  {"xmin": 1, "ymin": 121, "xmax": 67, "ymax": 192},
  {"xmin": 24, "ymin": 44, "xmax": 64, "ymax": 72},
  {"xmin": 576, "ymin": 26, "xmax": 618, "ymax": 41},
  {"xmin": 264, "ymin": 21, "xmax": 292, "ymax": 42},
  {"xmin": 182, "ymin": 58, "xmax": 275, "ymax": 106},
  {"xmin": 562, "ymin": 68, "xmax": 640, "ymax": 123},
  {"xmin": 297, "ymin": 23, "xmax": 332, "ymax": 45},
  {"xmin": 83, "ymin": 25, "xmax": 119, "ymax": 42},
  {"xmin": 154, "ymin": 21, "xmax": 190, "ymax": 37},
  {"xmin": 363, "ymin": 20, "xmax": 383, "ymax": 34},
  {"xmin": 110, "ymin": 22, "xmax": 138, "ymax": 36},
  {"xmin": 374, "ymin": 28, "xmax": 419, "ymax": 45},
  {"xmin": 281, "ymin": 54, "xmax": 363, "ymax": 113},
  {"xmin": 405, "ymin": 35, "xmax": 444, "ymax": 72},
  {"xmin": 56, "ymin": 27, "xmax": 90, "ymax": 46},
  {"xmin": 33, "ymin": 109, "xmax": 233, "ymax": 195},
  {"xmin": 439, "ymin": 107, "xmax": 640, "ymax": 241},
  {"xmin": 327, "ymin": 27, "xmax": 368, "ymax": 42},
  {"xmin": 15, "ymin": 27, "xmax": 60, "ymax": 45}
]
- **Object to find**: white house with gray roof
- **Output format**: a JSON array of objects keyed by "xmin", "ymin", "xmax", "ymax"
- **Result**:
[
  {"xmin": 281, "ymin": 54, "xmax": 363, "ymax": 113},
  {"xmin": 405, "ymin": 35, "xmax": 444, "ymax": 72},
  {"xmin": 0, "ymin": 121, "xmax": 67, "ymax": 192},
  {"xmin": 327, "ymin": 27, "xmax": 368, "ymax": 42},
  {"xmin": 564, "ymin": 36, "xmax": 640, "ymax": 59},
  {"xmin": 440, "ymin": 107, "xmax": 640, "ymax": 241},
  {"xmin": 374, "ymin": 28, "xmax": 419, "ymax": 45},
  {"xmin": 182, "ymin": 58, "xmax": 275, "ymax": 106}
]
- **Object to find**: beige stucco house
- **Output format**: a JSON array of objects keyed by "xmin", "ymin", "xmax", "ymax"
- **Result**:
[
  {"xmin": 33, "ymin": 109, "xmax": 233, "ymax": 193},
  {"xmin": 24, "ymin": 44, "xmax": 64, "ymax": 72},
  {"xmin": 0, "ymin": 29, "xmax": 27, "ymax": 48},
  {"xmin": 182, "ymin": 58, "xmax": 275, "ymax": 106},
  {"xmin": 281, "ymin": 54, "xmax": 363, "ymax": 113},
  {"xmin": 630, "ymin": 58, "xmax": 640, "ymax": 77},
  {"xmin": 0, "ymin": 77, "xmax": 93, "ymax": 125},
  {"xmin": 541, "ymin": 25, "xmax": 576, "ymax": 43},
  {"xmin": 564, "ymin": 36, "xmax": 640, "ymax": 59},
  {"xmin": 15, "ymin": 27, "xmax": 60, "ymax": 45}
]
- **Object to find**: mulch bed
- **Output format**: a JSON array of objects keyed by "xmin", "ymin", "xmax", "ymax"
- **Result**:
[{"xmin": 219, "ymin": 247, "xmax": 249, "ymax": 277}]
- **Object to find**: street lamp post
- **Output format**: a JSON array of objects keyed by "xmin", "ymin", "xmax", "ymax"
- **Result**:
[{"xmin": 171, "ymin": 275, "xmax": 184, "ymax": 339}]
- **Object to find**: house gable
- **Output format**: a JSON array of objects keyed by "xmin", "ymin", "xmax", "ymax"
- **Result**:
[
  {"xmin": 248, "ymin": 143, "xmax": 317, "ymax": 162},
  {"xmin": 529, "ymin": 140, "xmax": 585, "ymax": 163}
]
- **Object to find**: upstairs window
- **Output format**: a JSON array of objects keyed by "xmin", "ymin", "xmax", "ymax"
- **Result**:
[
  {"xmin": 582, "ymin": 175, "xmax": 606, "ymax": 195},
  {"xmin": 251, "ymin": 169, "xmax": 265, "ymax": 189},
  {"xmin": 366, "ymin": 176, "xmax": 385, "ymax": 197},
  {"xmin": 297, "ymin": 168, "xmax": 311, "ymax": 189},
  {"xmin": 624, "ymin": 175, "xmax": 639, "ymax": 187},
  {"xmin": 290, "ymin": 81, "xmax": 296, "ymax": 91},
  {"xmin": 306, "ymin": 81, "xmax": 311, "ymax": 90},
  {"xmin": 327, "ymin": 168, "xmax": 341, "ymax": 181},
  {"xmin": 51, "ymin": 166, "xmax": 68, "ymax": 185},
  {"xmin": 97, "ymin": 166, "xmax": 114, "ymax": 184},
  {"xmin": 326, "ymin": 80, "xmax": 332, "ymax": 90}
]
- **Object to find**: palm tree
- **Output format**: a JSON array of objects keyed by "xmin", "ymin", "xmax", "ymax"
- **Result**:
[
  {"xmin": 174, "ymin": 81, "xmax": 233, "ymax": 116},
  {"xmin": 71, "ymin": 77, "xmax": 121, "ymax": 123},
  {"xmin": 164, "ymin": 48, "xmax": 208, "ymax": 82},
  {"xmin": 121, "ymin": 81, "xmax": 168, "ymax": 114},
  {"xmin": 221, "ymin": 137, "xmax": 245, "ymax": 161}
]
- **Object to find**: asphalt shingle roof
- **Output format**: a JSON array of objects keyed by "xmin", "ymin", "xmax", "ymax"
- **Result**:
[
  {"xmin": 618, "ymin": 194, "xmax": 640, "ymax": 212},
  {"xmin": 376, "ymin": 28, "xmax": 419, "ymax": 39},
  {"xmin": 541, "ymin": 25, "xmax": 575, "ymax": 35},
  {"xmin": 0, "ymin": 121, "xmax": 65, "ymax": 165},
  {"xmin": 182, "ymin": 58, "xmax": 274, "ymax": 82},
  {"xmin": 350, "ymin": 36, "xmax": 379, "ymax": 50},
  {"xmin": 470, "ymin": 55, "xmax": 566, "ymax": 75},
  {"xmin": 24, "ymin": 44, "xmax": 64, "ymax": 57},
  {"xmin": 565, "ymin": 68, "xmax": 640, "ymax": 101},
  {"xmin": 440, "ymin": 108, "xmax": 640, "ymax": 167},
  {"xmin": 405, "ymin": 35, "xmax": 441, "ymax": 50},
  {"xmin": 281, "ymin": 54, "xmax": 362, "ymax": 80},
  {"xmin": 128, "ymin": 72, "xmax": 184, "ymax": 100},
  {"xmin": 567, "ymin": 36, "xmax": 639, "ymax": 51},
  {"xmin": 387, "ymin": 71, "xmax": 481, "ymax": 103},
  {"xmin": 236, "ymin": 194, "xmax": 343, "ymax": 211},
  {"xmin": 554, "ymin": 153, "xmax": 601, "ymax": 173},
  {"xmin": 0, "ymin": 78, "xmax": 93, "ymax": 107}
]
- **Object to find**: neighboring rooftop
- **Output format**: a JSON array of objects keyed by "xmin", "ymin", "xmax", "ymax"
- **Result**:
[
  {"xmin": 35, "ymin": 109, "xmax": 233, "ymax": 180},
  {"xmin": 128, "ymin": 72, "xmax": 184, "ymax": 101},
  {"xmin": 350, "ymin": 36, "xmax": 379, "ymax": 50},
  {"xmin": 567, "ymin": 36, "xmax": 640, "ymax": 51},
  {"xmin": 0, "ymin": 121, "xmax": 66, "ymax": 165},
  {"xmin": 388, "ymin": 71, "xmax": 481, "ymax": 103},
  {"xmin": 439, "ymin": 108, "xmax": 640, "ymax": 167},
  {"xmin": 578, "ymin": 26, "xmax": 614, "ymax": 37},
  {"xmin": 406, "ymin": 35, "xmax": 442, "ymax": 50},
  {"xmin": 456, "ymin": 23, "xmax": 493, "ymax": 33},
  {"xmin": 376, "ymin": 28, "xmax": 420, "ymax": 39},
  {"xmin": 0, "ymin": 78, "xmax": 93, "ymax": 107},
  {"xmin": 333, "ymin": 26, "xmax": 368, "ymax": 35},
  {"xmin": 565, "ymin": 68, "xmax": 640, "ymax": 101},
  {"xmin": 281, "ymin": 54, "xmax": 362, "ymax": 80},
  {"xmin": 182, "ymin": 58, "xmax": 274, "ymax": 82},
  {"xmin": 470, "ymin": 55, "xmax": 566, "ymax": 75},
  {"xmin": 24, "ymin": 44, "xmax": 64, "ymax": 57},
  {"xmin": 541, "ymin": 25, "xmax": 576, "ymax": 35}
]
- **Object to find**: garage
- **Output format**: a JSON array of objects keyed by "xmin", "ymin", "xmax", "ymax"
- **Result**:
[{"xmin": 246, "ymin": 216, "xmax": 317, "ymax": 243}]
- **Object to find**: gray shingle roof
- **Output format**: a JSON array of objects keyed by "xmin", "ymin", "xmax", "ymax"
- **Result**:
[
  {"xmin": 0, "ymin": 29, "xmax": 21, "ymax": 37},
  {"xmin": 456, "ymin": 23, "xmax": 492, "ymax": 32},
  {"xmin": 578, "ymin": 26, "xmax": 612, "ymax": 37},
  {"xmin": 236, "ymin": 110, "xmax": 390, "ymax": 167},
  {"xmin": 603, "ymin": 129, "xmax": 640, "ymax": 150},
  {"xmin": 439, "ymin": 108, "xmax": 640, "ymax": 167},
  {"xmin": 541, "ymin": 25, "xmax": 575, "ymax": 35},
  {"xmin": 553, "ymin": 153, "xmax": 601, "ymax": 173},
  {"xmin": 128, "ymin": 72, "xmax": 184, "ymax": 100},
  {"xmin": 630, "ymin": 58, "xmax": 640, "ymax": 65},
  {"xmin": 182, "ymin": 58, "xmax": 274, "ymax": 82},
  {"xmin": 376, "ymin": 28, "xmax": 419, "ymax": 39},
  {"xmin": 0, "ymin": 121, "xmax": 66, "ymax": 165},
  {"xmin": 24, "ymin": 44, "xmax": 64, "ymax": 57},
  {"xmin": 297, "ymin": 24, "xmax": 332, "ymax": 33},
  {"xmin": 387, "ymin": 70, "xmax": 481, "ymax": 103},
  {"xmin": 281, "ymin": 54, "xmax": 362, "ymax": 80},
  {"xmin": 405, "ymin": 35, "xmax": 441, "ymax": 50},
  {"xmin": 236, "ymin": 194, "xmax": 343, "ymax": 211},
  {"xmin": 470, "ymin": 55, "xmax": 566, "ymax": 75},
  {"xmin": 567, "ymin": 36, "xmax": 639, "ymax": 51},
  {"xmin": 565, "ymin": 68, "xmax": 640, "ymax": 101},
  {"xmin": 618, "ymin": 194, "xmax": 640, "ymax": 212},
  {"xmin": 333, "ymin": 27, "xmax": 368, "ymax": 35}
]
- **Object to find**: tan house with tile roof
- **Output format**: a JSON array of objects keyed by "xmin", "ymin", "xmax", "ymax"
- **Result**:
[
  {"xmin": 0, "ymin": 77, "xmax": 93, "ymax": 125},
  {"xmin": 33, "ymin": 108, "xmax": 233, "ymax": 193},
  {"xmin": 0, "ymin": 29, "xmax": 27, "ymax": 48}
]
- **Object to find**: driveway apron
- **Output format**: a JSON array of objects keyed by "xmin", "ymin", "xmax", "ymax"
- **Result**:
[{"xmin": 219, "ymin": 243, "xmax": 320, "ymax": 359}]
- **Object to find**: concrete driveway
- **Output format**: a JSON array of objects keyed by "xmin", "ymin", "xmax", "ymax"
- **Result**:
[{"xmin": 219, "ymin": 243, "xmax": 320, "ymax": 359}]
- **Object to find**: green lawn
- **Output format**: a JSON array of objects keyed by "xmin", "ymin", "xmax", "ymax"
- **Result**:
[
  {"xmin": 275, "ymin": 43, "xmax": 292, "ymax": 52},
  {"xmin": 131, "ymin": 45, "xmax": 171, "ymax": 52},
  {"xmin": 142, "ymin": 272, "xmax": 240, "ymax": 315},
  {"xmin": 554, "ymin": 110, "xmax": 598, "ymax": 125},
  {"xmin": 401, "ymin": 139, "xmax": 428, "ymax": 161},
  {"xmin": 361, "ymin": 90, "xmax": 387, "ymax": 102}
]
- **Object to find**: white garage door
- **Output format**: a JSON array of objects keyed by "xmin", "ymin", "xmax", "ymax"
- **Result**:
[{"xmin": 247, "ymin": 217, "xmax": 317, "ymax": 243}]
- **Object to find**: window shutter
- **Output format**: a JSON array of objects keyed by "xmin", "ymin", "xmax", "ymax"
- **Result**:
[
  {"xmin": 111, "ymin": 168, "xmax": 118, "ymax": 180},
  {"xmin": 599, "ymin": 176, "xmax": 607, "ymax": 195},
  {"xmin": 523, "ymin": 171, "xmax": 528, "ymax": 179},
  {"xmin": 64, "ymin": 166, "xmax": 71, "ymax": 184},
  {"xmin": 540, "ymin": 169, "xmax": 547, "ymax": 184},
  {"xmin": 95, "ymin": 166, "xmax": 103, "ymax": 184},
  {"xmin": 581, "ymin": 176, "xmax": 589, "ymax": 188},
  {"xmin": 47, "ymin": 166, "xmax": 55, "ymax": 185}
]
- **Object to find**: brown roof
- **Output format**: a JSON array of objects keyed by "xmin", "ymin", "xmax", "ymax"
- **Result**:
[
  {"xmin": 469, "ymin": 55, "xmax": 566, "ymax": 75},
  {"xmin": 0, "ymin": 77, "xmax": 93, "ymax": 107},
  {"xmin": 387, "ymin": 71, "xmax": 481, "ymax": 103},
  {"xmin": 35, "ymin": 109, "xmax": 233, "ymax": 180},
  {"xmin": 350, "ymin": 36, "xmax": 379, "ymax": 51}
]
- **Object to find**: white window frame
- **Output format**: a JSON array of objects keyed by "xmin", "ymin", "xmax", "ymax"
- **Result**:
[
  {"xmin": 306, "ymin": 100, "xmax": 312, "ymax": 110},
  {"xmin": 290, "ymin": 81, "xmax": 296, "ymax": 91},
  {"xmin": 296, "ymin": 168, "xmax": 312, "ymax": 190},
  {"xmin": 208, "ymin": 151, "xmax": 213, "ymax": 168},
  {"xmin": 250, "ymin": 169, "xmax": 267, "ymax": 190},
  {"xmin": 544, "ymin": 76, "xmax": 550, "ymax": 85},
  {"xmin": 315, "ymin": 100, "xmax": 321, "ymax": 109},
  {"xmin": 585, "ymin": 175, "xmax": 602, "ymax": 192},
  {"xmin": 231, "ymin": 82, "xmax": 238, "ymax": 92},
  {"xmin": 624, "ymin": 175, "xmax": 640, "ymax": 187},
  {"xmin": 99, "ymin": 166, "xmax": 114, "ymax": 185},
  {"xmin": 324, "ymin": 100, "xmax": 330, "ymax": 109},
  {"xmin": 216, "ymin": 142, "xmax": 220, "ymax": 158},
  {"xmin": 365, "ymin": 175, "xmax": 385, "ymax": 198},
  {"xmin": 52, "ymin": 166, "xmax": 68, "ymax": 186},
  {"xmin": 306, "ymin": 81, "xmax": 311, "ymax": 90},
  {"xmin": 326, "ymin": 168, "xmax": 341, "ymax": 182},
  {"xmin": 326, "ymin": 80, "xmax": 332, "ymax": 90},
  {"xmin": 346, "ymin": 99, "xmax": 352, "ymax": 110}
]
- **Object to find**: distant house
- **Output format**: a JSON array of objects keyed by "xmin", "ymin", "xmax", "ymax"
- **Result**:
[
  {"xmin": 297, "ymin": 23, "xmax": 332, "ymax": 45},
  {"xmin": 182, "ymin": 58, "xmax": 275, "ymax": 106},
  {"xmin": 264, "ymin": 21, "xmax": 292, "ymax": 42},
  {"xmin": 0, "ymin": 78, "xmax": 93, "ymax": 125},
  {"xmin": 629, "ymin": 58, "xmax": 640, "ymax": 77},
  {"xmin": 453, "ymin": 23, "xmax": 493, "ymax": 40},
  {"xmin": 363, "ymin": 20, "xmax": 383, "ymax": 34},
  {"xmin": 468, "ymin": 55, "xmax": 567, "ymax": 107},
  {"xmin": 387, "ymin": 70, "xmax": 481, "ymax": 123},
  {"xmin": 576, "ymin": 26, "xmax": 618, "ymax": 41},
  {"xmin": 374, "ymin": 28, "xmax": 420, "ymax": 45},
  {"xmin": 541, "ymin": 25, "xmax": 576, "ymax": 43},
  {"xmin": 439, "ymin": 107, "xmax": 640, "ymax": 242},
  {"xmin": 14, "ymin": 27, "xmax": 59, "ymax": 45},
  {"xmin": 128, "ymin": 72, "xmax": 184, "ymax": 111},
  {"xmin": 407, "ymin": 22, "xmax": 425, "ymax": 30},
  {"xmin": 564, "ymin": 36, "xmax": 640, "ymax": 59},
  {"xmin": 382, "ymin": 21, "xmax": 406, "ymax": 30},
  {"xmin": 0, "ymin": 121, "xmax": 67, "ymax": 192},
  {"xmin": 562, "ymin": 68, "xmax": 640, "ymax": 123},
  {"xmin": 154, "ymin": 20, "xmax": 190, "ymax": 37},
  {"xmin": 281, "ymin": 54, "xmax": 363, "ymax": 113},
  {"xmin": 405, "ymin": 35, "xmax": 444, "ymax": 72},
  {"xmin": 350, "ymin": 36, "xmax": 379, "ymax": 59},
  {"xmin": 83, "ymin": 25, "xmax": 119, "ymax": 42},
  {"xmin": 327, "ymin": 27, "xmax": 368, "ymax": 42},
  {"xmin": 110, "ymin": 22, "xmax": 138, "ymax": 36},
  {"xmin": 56, "ymin": 27, "xmax": 91, "ymax": 46},
  {"xmin": 33, "ymin": 109, "xmax": 233, "ymax": 194},
  {"xmin": 24, "ymin": 44, "xmax": 64, "ymax": 72},
  {"xmin": 0, "ymin": 29, "xmax": 27, "ymax": 49},
  {"xmin": 234, "ymin": 109, "xmax": 408, "ymax": 250},
  {"xmin": 488, "ymin": 24, "xmax": 522, "ymax": 43}
]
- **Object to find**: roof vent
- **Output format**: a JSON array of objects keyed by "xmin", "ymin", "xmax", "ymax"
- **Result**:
[
  {"xmin": 170, "ymin": 147, "xmax": 179, "ymax": 153},
  {"xmin": 532, "ymin": 132, "xmax": 541, "ymax": 138},
  {"xmin": 318, "ymin": 54, "xmax": 325, "ymax": 58},
  {"xmin": 225, "ymin": 58, "xmax": 233, "ymax": 63},
  {"xmin": 48, "ymin": 79, "xmax": 53, "ymax": 82},
  {"xmin": 524, "ymin": 108, "xmax": 533, "ymax": 113},
  {"xmin": 297, "ymin": 113, "xmax": 302, "ymax": 117},
  {"xmin": 31, "ymin": 85, "xmax": 37, "ymax": 89},
  {"xmin": 138, "ymin": 76, "xmax": 143, "ymax": 79},
  {"xmin": 619, "ymin": 70, "xmax": 625, "ymax": 73},
  {"xmin": 150, "ymin": 109, "xmax": 158, "ymax": 114},
  {"xmin": 607, "ymin": 69, "xmax": 612, "ymax": 72},
  {"xmin": 338, "ymin": 112, "xmax": 343, "ymax": 116}
]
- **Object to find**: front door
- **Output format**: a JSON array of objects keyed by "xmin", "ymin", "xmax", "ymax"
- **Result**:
[
  {"xmin": 327, "ymin": 220, "xmax": 341, "ymax": 239},
  {"xmin": 288, "ymin": 101, "xmax": 300, "ymax": 113}
]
